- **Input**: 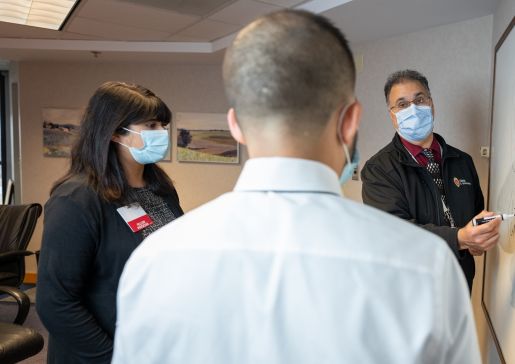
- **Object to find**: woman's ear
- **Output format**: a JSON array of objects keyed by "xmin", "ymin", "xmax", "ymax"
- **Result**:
[{"xmin": 227, "ymin": 108, "xmax": 246, "ymax": 145}]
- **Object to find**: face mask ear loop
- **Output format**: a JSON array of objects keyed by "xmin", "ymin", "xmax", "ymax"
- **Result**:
[
  {"xmin": 113, "ymin": 128, "xmax": 135, "ymax": 149},
  {"xmin": 118, "ymin": 127, "xmax": 147, "ymax": 150},
  {"xmin": 122, "ymin": 127, "xmax": 141, "ymax": 135},
  {"xmin": 114, "ymin": 141, "xmax": 131, "ymax": 149},
  {"xmin": 337, "ymin": 101, "xmax": 353, "ymax": 166},
  {"xmin": 342, "ymin": 143, "xmax": 351, "ymax": 167}
]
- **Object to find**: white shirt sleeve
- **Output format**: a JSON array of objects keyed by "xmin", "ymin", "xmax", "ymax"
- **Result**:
[{"xmin": 438, "ymin": 250, "xmax": 481, "ymax": 364}]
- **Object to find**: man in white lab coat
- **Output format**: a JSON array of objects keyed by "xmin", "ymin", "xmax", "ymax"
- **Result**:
[{"xmin": 112, "ymin": 9, "xmax": 480, "ymax": 364}]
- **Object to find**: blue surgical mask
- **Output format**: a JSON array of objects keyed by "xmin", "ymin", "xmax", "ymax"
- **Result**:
[
  {"xmin": 395, "ymin": 104, "xmax": 433, "ymax": 143},
  {"xmin": 340, "ymin": 140, "xmax": 360, "ymax": 185},
  {"xmin": 117, "ymin": 127, "xmax": 169, "ymax": 164}
]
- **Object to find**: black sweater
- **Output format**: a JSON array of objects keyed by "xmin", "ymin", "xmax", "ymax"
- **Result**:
[
  {"xmin": 361, "ymin": 133, "xmax": 484, "ymax": 291},
  {"xmin": 36, "ymin": 176, "xmax": 183, "ymax": 364}
]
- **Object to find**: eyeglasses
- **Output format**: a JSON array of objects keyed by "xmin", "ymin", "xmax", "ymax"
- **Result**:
[{"xmin": 389, "ymin": 95, "xmax": 431, "ymax": 112}]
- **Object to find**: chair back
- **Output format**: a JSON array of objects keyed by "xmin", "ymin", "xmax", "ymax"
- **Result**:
[
  {"xmin": 0, "ymin": 204, "xmax": 42, "ymax": 287},
  {"xmin": 0, "ymin": 286, "xmax": 44, "ymax": 363},
  {"xmin": 0, "ymin": 204, "xmax": 42, "ymax": 252}
]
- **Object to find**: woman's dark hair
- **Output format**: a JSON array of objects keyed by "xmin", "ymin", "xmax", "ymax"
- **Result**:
[{"xmin": 52, "ymin": 81, "xmax": 175, "ymax": 203}]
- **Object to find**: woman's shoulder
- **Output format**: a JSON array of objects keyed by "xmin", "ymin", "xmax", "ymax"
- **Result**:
[
  {"xmin": 52, "ymin": 175, "xmax": 92, "ymax": 196},
  {"xmin": 48, "ymin": 175, "xmax": 103, "ymax": 211}
]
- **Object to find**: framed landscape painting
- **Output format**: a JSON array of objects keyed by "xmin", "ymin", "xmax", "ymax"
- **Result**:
[
  {"xmin": 42, "ymin": 108, "xmax": 83, "ymax": 158},
  {"xmin": 176, "ymin": 112, "xmax": 239, "ymax": 164}
]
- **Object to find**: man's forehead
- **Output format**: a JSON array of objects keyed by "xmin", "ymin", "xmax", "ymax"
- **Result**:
[{"xmin": 390, "ymin": 81, "xmax": 427, "ymax": 100}]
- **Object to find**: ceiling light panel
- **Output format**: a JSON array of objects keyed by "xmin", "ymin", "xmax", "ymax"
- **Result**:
[{"xmin": 0, "ymin": 0, "xmax": 79, "ymax": 30}]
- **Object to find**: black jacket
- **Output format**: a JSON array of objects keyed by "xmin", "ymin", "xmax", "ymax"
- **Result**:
[
  {"xmin": 361, "ymin": 133, "xmax": 484, "ymax": 291},
  {"xmin": 36, "ymin": 176, "xmax": 184, "ymax": 364}
]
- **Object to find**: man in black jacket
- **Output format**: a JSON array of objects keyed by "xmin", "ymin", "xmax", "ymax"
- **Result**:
[{"xmin": 361, "ymin": 69, "xmax": 500, "ymax": 291}]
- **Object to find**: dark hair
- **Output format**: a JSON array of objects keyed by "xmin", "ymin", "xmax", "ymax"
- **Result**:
[
  {"xmin": 384, "ymin": 69, "xmax": 431, "ymax": 102},
  {"xmin": 223, "ymin": 9, "xmax": 356, "ymax": 136},
  {"xmin": 52, "ymin": 81, "xmax": 175, "ymax": 203}
]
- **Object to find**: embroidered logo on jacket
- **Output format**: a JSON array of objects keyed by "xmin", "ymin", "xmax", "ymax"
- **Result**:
[{"xmin": 453, "ymin": 177, "xmax": 472, "ymax": 187}]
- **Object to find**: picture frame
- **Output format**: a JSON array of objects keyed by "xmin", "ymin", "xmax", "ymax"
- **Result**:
[
  {"xmin": 42, "ymin": 108, "xmax": 83, "ymax": 158},
  {"xmin": 175, "ymin": 112, "xmax": 239, "ymax": 164}
]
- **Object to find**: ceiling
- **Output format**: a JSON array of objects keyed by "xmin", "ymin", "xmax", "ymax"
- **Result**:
[{"xmin": 0, "ymin": 0, "xmax": 498, "ymax": 63}]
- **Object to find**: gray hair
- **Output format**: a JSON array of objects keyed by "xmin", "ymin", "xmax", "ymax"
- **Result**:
[{"xmin": 384, "ymin": 69, "xmax": 431, "ymax": 102}]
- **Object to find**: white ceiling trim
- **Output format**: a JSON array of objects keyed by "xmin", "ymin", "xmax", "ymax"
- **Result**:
[
  {"xmin": 0, "ymin": 38, "xmax": 213, "ymax": 53},
  {"xmin": 0, "ymin": 0, "xmax": 351, "ymax": 54},
  {"xmin": 212, "ymin": 33, "xmax": 237, "ymax": 52}
]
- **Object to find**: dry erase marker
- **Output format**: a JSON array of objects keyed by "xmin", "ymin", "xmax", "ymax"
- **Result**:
[{"xmin": 472, "ymin": 214, "xmax": 515, "ymax": 226}]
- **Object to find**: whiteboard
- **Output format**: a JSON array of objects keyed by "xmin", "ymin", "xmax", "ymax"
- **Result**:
[{"xmin": 483, "ymin": 16, "xmax": 515, "ymax": 364}]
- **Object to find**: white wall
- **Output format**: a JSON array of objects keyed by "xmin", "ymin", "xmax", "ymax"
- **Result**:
[
  {"xmin": 483, "ymin": 1, "xmax": 515, "ymax": 363},
  {"xmin": 15, "ymin": 61, "xmax": 247, "ymax": 274},
  {"xmin": 494, "ymin": 0, "xmax": 515, "ymax": 45},
  {"xmin": 342, "ymin": 15, "xmax": 495, "ymax": 363}
]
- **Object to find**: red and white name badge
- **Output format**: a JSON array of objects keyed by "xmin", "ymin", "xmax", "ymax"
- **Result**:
[{"xmin": 117, "ymin": 203, "xmax": 153, "ymax": 233}]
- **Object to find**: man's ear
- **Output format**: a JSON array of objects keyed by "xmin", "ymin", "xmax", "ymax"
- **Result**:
[
  {"xmin": 388, "ymin": 108, "xmax": 398, "ymax": 129},
  {"xmin": 338, "ymin": 100, "xmax": 362, "ymax": 145},
  {"xmin": 227, "ymin": 108, "xmax": 246, "ymax": 145}
]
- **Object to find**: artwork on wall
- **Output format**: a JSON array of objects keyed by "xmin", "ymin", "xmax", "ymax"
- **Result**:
[
  {"xmin": 482, "ymin": 16, "xmax": 515, "ymax": 364},
  {"xmin": 42, "ymin": 108, "xmax": 172, "ymax": 161},
  {"xmin": 42, "ymin": 108, "xmax": 83, "ymax": 158},
  {"xmin": 175, "ymin": 112, "xmax": 239, "ymax": 164}
]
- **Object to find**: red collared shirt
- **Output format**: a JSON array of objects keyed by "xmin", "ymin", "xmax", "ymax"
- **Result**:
[{"xmin": 400, "ymin": 136, "xmax": 442, "ymax": 167}]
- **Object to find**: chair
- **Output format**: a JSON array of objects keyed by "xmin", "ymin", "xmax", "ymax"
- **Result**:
[
  {"xmin": 0, "ymin": 285, "xmax": 44, "ymax": 363},
  {"xmin": 0, "ymin": 204, "xmax": 42, "ymax": 288}
]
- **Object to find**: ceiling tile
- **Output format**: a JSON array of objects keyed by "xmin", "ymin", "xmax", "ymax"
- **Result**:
[
  {"xmin": 59, "ymin": 31, "xmax": 104, "ymax": 40},
  {"xmin": 0, "ymin": 21, "xmax": 61, "ymax": 39},
  {"xmin": 67, "ymin": 17, "xmax": 171, "ymax": 41},
  {"xmin": 118, "ymin": 0, "xmax": 237, "ymax": 17},
  {"xmin": 75, "ymin": 0, "xmax": 200, "ymax": 34},
  {"xmin": 255, "ymin": 0, "xmax": 307, "ymax": 7},
  {"xmin": 209, "ymin": 0, "xmax": 281, "ymax": 26},
  {"xmin": 176, "ymin": 19, "xmax": 241, "ymax": 41}
]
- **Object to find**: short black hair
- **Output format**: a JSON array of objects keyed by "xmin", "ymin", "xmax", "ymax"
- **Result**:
[
  {"xmin": 223, "ymin": 9, "xmax": 356, "ymax": 136},
  {"xmin": 384, "ymin": 69, "xmax": 431, "ymax": 102}
]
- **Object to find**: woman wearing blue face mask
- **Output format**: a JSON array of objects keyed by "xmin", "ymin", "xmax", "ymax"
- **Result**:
[{"xmin": 37, "ymin": 81, "xmax": 184, "ymax": 364}]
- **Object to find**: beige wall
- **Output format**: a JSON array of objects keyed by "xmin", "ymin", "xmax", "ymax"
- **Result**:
[
  {"xmin": 342, "ymin": 15, "xmax": 496, "ymax": 363},
  {"xmin": 16, "ymin": 61, "xmax": 247, "ymax": 274}
]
